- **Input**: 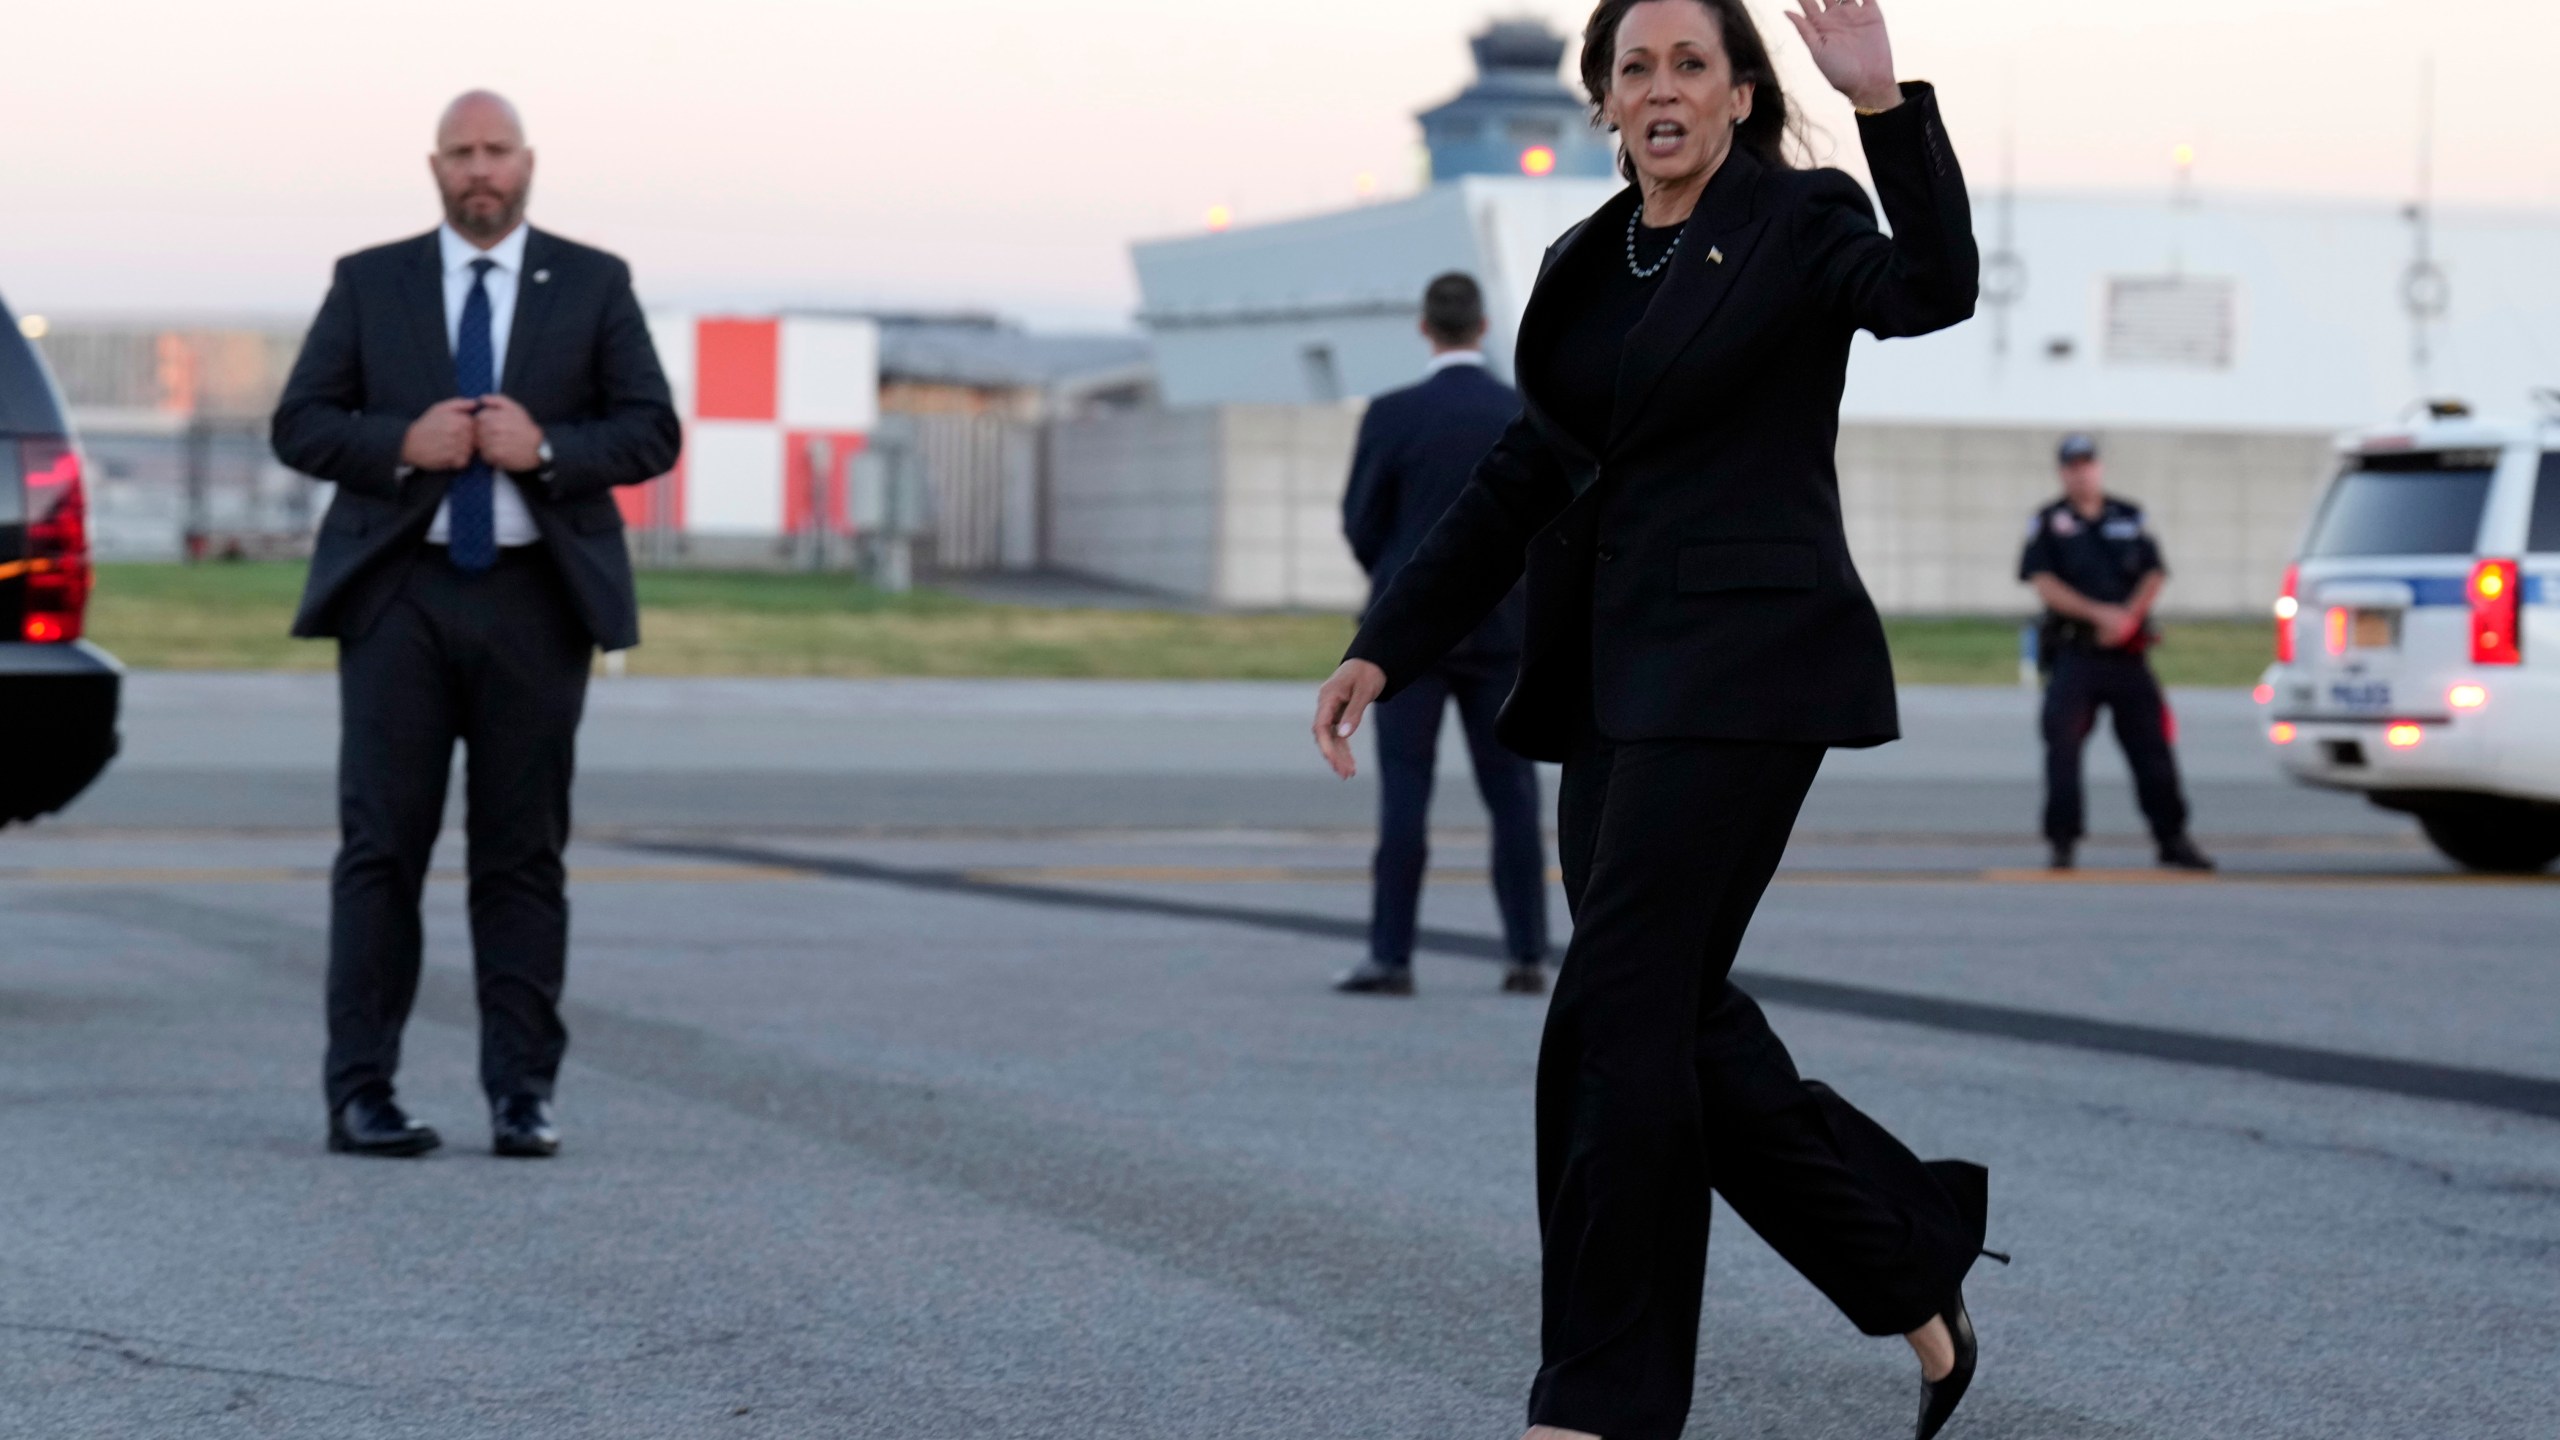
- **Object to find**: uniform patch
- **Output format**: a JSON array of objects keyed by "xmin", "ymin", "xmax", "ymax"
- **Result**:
[
  {"xmin": 2102, "ymin": 518, "xmax": 2144, "ymax": 540},
  {"xmin": 2048, "ymin": 511, "xmax": 2081, "ymax": 537}
]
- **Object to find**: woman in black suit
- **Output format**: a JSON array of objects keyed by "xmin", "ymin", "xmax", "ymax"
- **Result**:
[{"xmin": 1312, "ymin": 2, "xmax": 1997, "ymax": 1437}]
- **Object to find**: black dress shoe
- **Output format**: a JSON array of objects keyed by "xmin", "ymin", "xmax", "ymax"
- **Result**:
[
  {"xmin": 491, "ymin": 1094, "xmax": 560, "ymax": 1158},
  {"xmin": 2048, "ymin": 840, "xmax": 2076, "ymax": 871},
  {"xmin": 2158, "ymin": 834, "xmax": 2217, "ymax": 871},
  {"xmin": 328, "ymin": 1092, "xmax": 441, "ymax": 1157},
  {"xmin": 1500, "ymin": 962, "xmax": 1548, "ymax": 996},
  {"xmin": 1914, "ymin": 1288, "xmax": 1979, "ymax": 1440},
  {"xmin": 1333, "ymin": 960, "xmax": 1415, "ymax": 996}
]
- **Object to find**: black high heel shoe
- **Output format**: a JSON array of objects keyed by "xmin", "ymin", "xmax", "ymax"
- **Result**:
[{"xmin": 1915, "ymin": 1249, "xmax": 2009, "ymax": 1440}]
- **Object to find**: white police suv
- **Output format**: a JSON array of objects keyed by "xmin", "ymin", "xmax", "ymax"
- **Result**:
[{"xmin": 2260, "ymin": 402, "xmax": 2560, "ymax": 873}]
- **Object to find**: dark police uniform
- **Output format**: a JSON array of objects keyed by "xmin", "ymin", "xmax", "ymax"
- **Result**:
[{"xmin": 2018, "ymin": 494, "xmax": 2193, "ymax": 850}]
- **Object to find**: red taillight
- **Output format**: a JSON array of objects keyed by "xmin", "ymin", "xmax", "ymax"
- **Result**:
[
  {"xmin": 20, "ymin": 438, "xmax": 93, "ymax": 643},
  {"xmin": 2469, "ymin": 558, "xmax": 2521, "ymax": 666},
  {"xmin": 2274, "ymin": 563, "xmax": 2299, "ymax": 664}
]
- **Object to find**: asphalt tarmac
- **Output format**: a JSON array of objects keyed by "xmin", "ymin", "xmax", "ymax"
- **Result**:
[{"xmin": 1, "ymin": 676, "xmax": 2552, "ymax": 1439}]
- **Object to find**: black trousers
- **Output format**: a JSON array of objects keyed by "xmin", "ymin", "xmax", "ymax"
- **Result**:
[
  {"xmin": 324, "ymin": 548, "xmax": 593, "ymax": 1112},
  {"xmin": 1368, "ymin": 655, "xmax": 1549, "ymax": 966},
  {"xmin": 1527, "ymin": 727, "xmax": 1986, "ymax": 1440},
  {"xmin": 2042, "ymin": 647, "xmax": 2190, "ymax": 844}
]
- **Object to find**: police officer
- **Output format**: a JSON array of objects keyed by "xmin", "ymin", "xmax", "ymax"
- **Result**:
[{"xmin": 2020, "ymin": 434, "xmax": 2215, "ymax": 872}]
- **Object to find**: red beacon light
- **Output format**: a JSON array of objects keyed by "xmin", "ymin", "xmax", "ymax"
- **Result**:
[
  {"xmin": 2468, "ymin": 559, "xmax": 2522, "ymax": 665},
  {"xmin": 2273, "ymin": 563, "xmax": 2300, "ymax": 663}
]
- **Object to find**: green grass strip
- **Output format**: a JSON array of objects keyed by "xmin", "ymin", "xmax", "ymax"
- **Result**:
[{"xmin": 85, "ymin": 563, "xmax": 2272, "ymax": 686}]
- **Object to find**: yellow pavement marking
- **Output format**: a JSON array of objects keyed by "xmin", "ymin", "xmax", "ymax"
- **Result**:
[
  {"xmin": 0, "ymin": 865, "xmax": 810, "ymax": 886},
  {"xmin": 1976, "ymin": 867, "xmax": 2216, "ymax": 885},
  {"xmin": 966, "ymin": 864, "xmax": 2553, "ymax": 889},
  {"xmin": 966, "ymin": 865, "xmax": 1379, "ymax": 885},
  {"xmin": 3, "ymin": 862, "xmax": 2543, "ymax": 890}
]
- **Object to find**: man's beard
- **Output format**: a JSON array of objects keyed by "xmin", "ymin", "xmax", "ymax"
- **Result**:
[{"xmin": 445, "ymin": 186, "xmax": 528, "ymax": 243}]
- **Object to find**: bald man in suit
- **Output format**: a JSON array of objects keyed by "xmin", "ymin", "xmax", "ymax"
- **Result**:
[{"xmin": 273, "ymin": 91, "xmax": 679, "ymax": 1159}]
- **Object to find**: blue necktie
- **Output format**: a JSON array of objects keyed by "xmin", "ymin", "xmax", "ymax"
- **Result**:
[{"xmin": 448, "ymin": 257, "xmax": 499, "ymax": 572}]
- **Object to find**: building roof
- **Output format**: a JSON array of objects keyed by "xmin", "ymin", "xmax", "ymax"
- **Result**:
[
  {"xmin": 1134, "ymin": 176, "xmax": 1619, "ymax": 405},
  {"xmin": 859, "ymin": 313, "xmax": 1152, "ymax": 393}
]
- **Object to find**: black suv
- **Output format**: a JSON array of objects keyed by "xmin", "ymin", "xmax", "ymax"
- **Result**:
[{"xmin": 0, "ymin": 292, "xmax": 120, "ymax": 824}]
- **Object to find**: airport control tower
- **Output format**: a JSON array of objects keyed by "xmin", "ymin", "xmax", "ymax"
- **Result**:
[{"xmin": 1416, "ymin": 19, "xmax": 1615, "ymax": 182}]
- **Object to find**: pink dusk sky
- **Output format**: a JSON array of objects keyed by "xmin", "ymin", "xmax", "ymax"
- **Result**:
[{"xmin": 4, "ymin": 0, "xmax": 2551, "ymax": 330}]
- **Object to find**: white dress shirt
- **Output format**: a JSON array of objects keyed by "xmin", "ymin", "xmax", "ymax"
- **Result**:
[
  {"xmin": 1426, "ymin": 349, "xmax": 1487, "ymax": 374},
  {"xmin": 424, "ymin": 221, "xmax": 540, "ymax": 547}
]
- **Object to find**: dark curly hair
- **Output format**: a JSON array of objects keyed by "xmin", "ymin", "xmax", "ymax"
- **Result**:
[{"xmin": 1580, "ymin": 0, "xmax": 1800, "ymax": 178}]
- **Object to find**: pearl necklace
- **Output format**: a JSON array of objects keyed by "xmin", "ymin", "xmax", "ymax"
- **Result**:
[{"xmin": 1625, "ymin": 206, "xmax": 1685, "ymax": 279}]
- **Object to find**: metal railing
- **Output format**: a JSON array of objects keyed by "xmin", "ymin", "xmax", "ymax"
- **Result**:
[
  {"xmin": 74, "ymin": 410, "xmax": 1049, "ymax": 580},
  {"xmin": 80, "ymin": 416, "xmax": 315, "ymax": 561}
]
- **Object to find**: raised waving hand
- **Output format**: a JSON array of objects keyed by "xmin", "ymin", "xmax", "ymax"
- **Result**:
[{"xmin": 1784, "ymin": 0, "xmax": 1904, "ymax": 113}]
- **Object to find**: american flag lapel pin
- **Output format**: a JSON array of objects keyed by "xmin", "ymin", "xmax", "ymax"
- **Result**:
[
  {"xmin": 1707, "ymin": 246, "xmax": 1724, "ymax": 265},
  {"xmin": 533, "ymin": 269, "xmax": 552, "ymax": 284}
]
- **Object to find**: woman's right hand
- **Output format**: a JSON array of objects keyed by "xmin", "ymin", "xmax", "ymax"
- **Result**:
[{"xmin": 1312, "ymin": 659, "xmax": 1388, "ymax": 780}]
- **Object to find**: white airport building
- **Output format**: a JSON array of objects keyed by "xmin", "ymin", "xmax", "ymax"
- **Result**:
[{"xmin": 1051, "ymin": 20, "xmax": 2560, "ymax": 616}]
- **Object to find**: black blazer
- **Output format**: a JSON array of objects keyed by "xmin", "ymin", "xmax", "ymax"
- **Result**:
[
  {"xmin": 1342, "ymin": 361, "xmax": 1527, "ymax": 660},
  {"xmin": 1346, "ymin": 85, "xmax": 1976, "ymax": 761},
  {"xmin": 273, "ymin": 228, "xmax": 681, "ymax": 651}
]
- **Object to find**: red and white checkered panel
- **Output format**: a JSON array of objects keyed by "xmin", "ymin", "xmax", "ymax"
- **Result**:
[{"xmin": 632, "ymin": 313, "xmax": 879, "ymax": 538}]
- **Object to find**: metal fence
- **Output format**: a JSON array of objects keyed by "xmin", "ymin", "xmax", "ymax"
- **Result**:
[
  {"xmin": 74, "ymin": 411, "xmax": 1050, "ymax": 576},
  {"xmin": 84, "ymin": 418, "xmax": 316, "ymax": 561},
  {"xmin": 909, "ymin": 413, "xmax": 1040, "ymax": 573}
]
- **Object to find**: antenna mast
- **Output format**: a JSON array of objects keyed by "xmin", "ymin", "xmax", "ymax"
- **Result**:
[
  {"xmin": 1980, "ymin": 65, "xmax": 2027, "ymax": 366},
  {"xmin": 2402, "ymin": 56, "xmax": 2450, "ymax": 391}
]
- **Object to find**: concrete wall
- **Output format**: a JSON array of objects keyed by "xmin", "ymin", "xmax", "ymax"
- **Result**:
[
  {"xmin": 1048, "ymin": 405, "xmax": 2340, "ymax": 617},
  {"xmin": 1838, "ymin": 424, "xmax": 2337, "ymax": 617},
  {"xmin": 1212, "ymin": 406, "xmax": 1367, "ymax": 610},
  {"xmin": 1046, "ymin": 408, "xmax": 1225, "ymax": 600},
  {"xmin": 1047, "ymin": 406, "xmax": 1367, "ymax": 609}
]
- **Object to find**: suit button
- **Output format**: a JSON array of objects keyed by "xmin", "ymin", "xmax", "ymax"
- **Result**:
[
  {"xmin": 1597, "ymin": 547, "xmax": 1616, "ymax": 563},
  {"xmin": 1556, "ymin": 532, "xmax": 1570, "ymax": 548}
]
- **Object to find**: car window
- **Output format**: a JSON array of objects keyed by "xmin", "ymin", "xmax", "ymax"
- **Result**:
[
  {"xmin": 0, "ymin": 295, "xmax": 70, "ymax": 437},
  {"xmin": 2532, "ymin": 452, "xmax": 2560, "ymax": 554},
  {"xmin": 0, "ymin": 440, "xmax": 19, "ymax": 526},
  {"xmin": 2302, "ymin": 451, "xmax": 2496, "ymax": 558}
]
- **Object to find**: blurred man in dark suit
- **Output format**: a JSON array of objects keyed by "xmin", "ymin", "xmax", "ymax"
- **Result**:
[
  {"xmin": 1336, "ymin": 273, "xmax": 1549, "ymax": 997},
  {"xmin": 272, "ymin": 91, "xmax": 680, "ymax": 1159}
]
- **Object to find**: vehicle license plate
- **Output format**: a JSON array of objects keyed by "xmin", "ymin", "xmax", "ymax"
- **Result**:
[
  {"xmin": 2352, "ymin": 610, "xmax": 2399, "ymax": 650},
  {"xmin": 2328, "ymin": 681, "xmax": 2392, "ymax": 712}
]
